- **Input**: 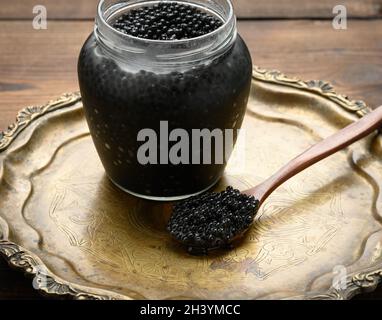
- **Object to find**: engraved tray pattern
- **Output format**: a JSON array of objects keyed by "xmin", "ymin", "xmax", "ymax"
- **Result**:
[{"xmin": 1, "ymin": 66, "xmax": 382, "ymax": 300}]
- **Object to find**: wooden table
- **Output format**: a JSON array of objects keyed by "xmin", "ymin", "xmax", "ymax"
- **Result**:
[{"xmin": 1, "ymin": 0, "xmax": 382, "ymax": 300}]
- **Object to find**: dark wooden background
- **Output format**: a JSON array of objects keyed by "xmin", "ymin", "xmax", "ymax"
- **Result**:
[{"xmin": 1, "ymin": 0, "xmax": 382, "ymax": 299}]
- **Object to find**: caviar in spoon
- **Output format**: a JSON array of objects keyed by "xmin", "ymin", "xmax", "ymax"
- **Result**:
[
  {"xmin": 167, "ymin": 106, "xmax": 382, "ymax": 254},
  {"xmin": 167, "ymin": 186, "xmax": 259, "ymax": 254}
]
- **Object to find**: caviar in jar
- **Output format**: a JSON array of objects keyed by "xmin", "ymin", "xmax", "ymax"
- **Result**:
[{"xmin": 78, "ymin": 0, "xmax": 253, "ymax": 200}]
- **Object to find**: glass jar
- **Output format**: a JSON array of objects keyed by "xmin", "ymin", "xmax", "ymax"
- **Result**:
[{"xmin": 78, "ymin": 0, "xmax": 252, "ymax": 200}]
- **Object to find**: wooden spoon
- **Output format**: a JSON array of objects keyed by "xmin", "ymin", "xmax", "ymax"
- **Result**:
[{"xmin": 167, "ymin": 106, "xmax": 382, "ymax": 254}]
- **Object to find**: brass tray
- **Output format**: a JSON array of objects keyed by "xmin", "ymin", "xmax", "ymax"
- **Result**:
[{"xmin": 1, "ymin": 66, "xmax": 382, "ymax": 300}]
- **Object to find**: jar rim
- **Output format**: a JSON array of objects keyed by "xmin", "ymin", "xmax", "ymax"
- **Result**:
[{"xmin": 96, "ymin": 0, "xmax": 235, "ymax": 45}]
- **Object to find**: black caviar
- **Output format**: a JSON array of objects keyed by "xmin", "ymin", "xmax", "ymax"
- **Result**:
[
  {"xmin": 167, "ymin": 186, "xmax": 259, "ymax": 254},
  {"xmin": 112, "ymin": 2, "xmax": 223, "ymax": 40}
]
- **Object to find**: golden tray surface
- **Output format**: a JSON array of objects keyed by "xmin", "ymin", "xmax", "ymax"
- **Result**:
[{"xmin": 1, "ymin": 66, "xmax": 382, "ymax": 300}]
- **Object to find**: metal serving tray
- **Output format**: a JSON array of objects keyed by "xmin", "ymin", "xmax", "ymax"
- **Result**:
[{"xmin": 1, "ymin": 66, "xmax": 381, "ymax": 299}]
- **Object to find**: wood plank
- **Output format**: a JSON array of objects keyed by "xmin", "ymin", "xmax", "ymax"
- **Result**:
[
  {"xmin": 1, "ymin": 20, "xmax": 382, "ymax": 131},
  {"xmin": 0, "ymin": 21, "xmax": 92, "ymax": 131},
  {"xmin": 239, "ymin": 19, "xmax": 382, "ymax": 109},
  {"xmin": 234, "ymin": 0, "xmax": 382, "ymax": 18},
  {"xmin": 0, "ymin": 0, "xmax": 381, "ymax": 19},
  {"xmin": 0, "ymin": 0, "xmax": 99, "ymax": 20}
]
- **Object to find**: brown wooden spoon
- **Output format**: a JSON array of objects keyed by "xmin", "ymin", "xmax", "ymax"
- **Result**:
[{"xmin": 167, "ymin": 106, "xmax": 382, "ymax": 254}]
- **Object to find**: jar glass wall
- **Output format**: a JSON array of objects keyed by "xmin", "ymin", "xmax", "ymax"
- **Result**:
[{"xmin": 78, "ymin": 0, "xmax": 252, "ymax": 200}]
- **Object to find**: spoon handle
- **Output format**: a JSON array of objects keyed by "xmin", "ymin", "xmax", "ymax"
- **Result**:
[{"xmin": 245, "ymin": 106, "xmax": 382, "ymax": 204}]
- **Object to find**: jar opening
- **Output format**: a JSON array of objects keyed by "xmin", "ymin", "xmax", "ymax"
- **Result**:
[
  {"xmin": 103, "ymin": 1, "xmax": 228, "ymax": 42},
  {"xmin": 95, "ymin": 0, "xmax": 237, "ymax": 64}
]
